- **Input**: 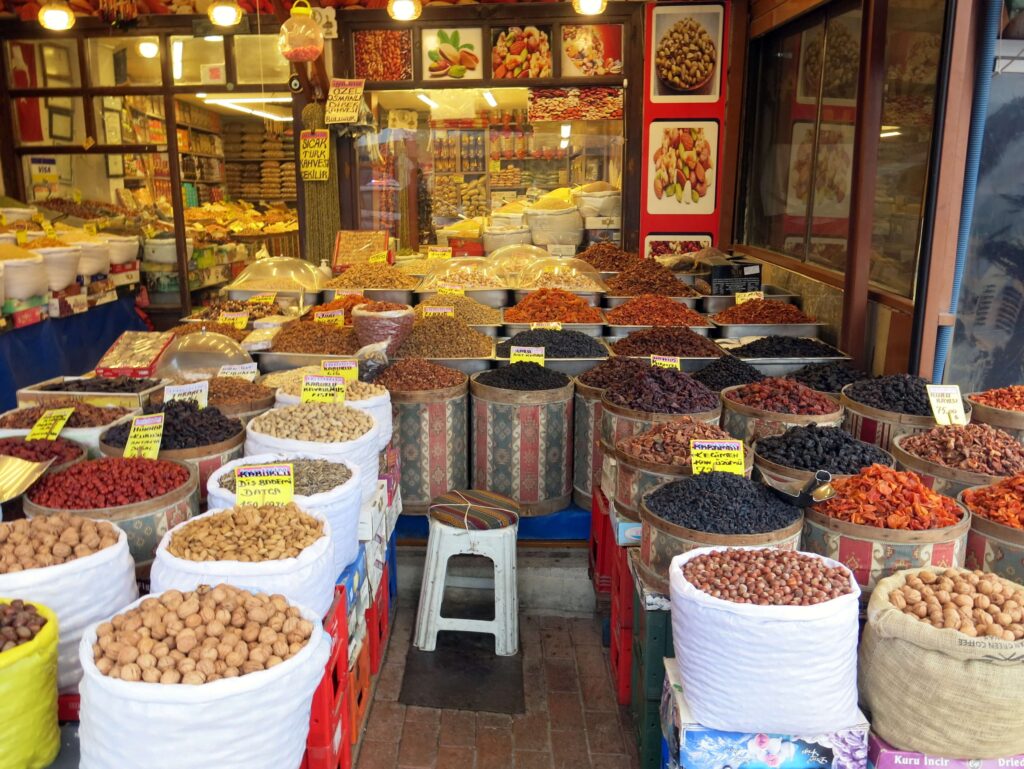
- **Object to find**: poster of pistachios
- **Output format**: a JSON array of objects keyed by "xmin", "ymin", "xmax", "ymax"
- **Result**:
[
  {"xmin": 422, "ymin": 29, "xmax": 483, "ymax": 81},
  {"xmin": 649, "ymin": 5, "xmax": 723, "ymax": 103}
]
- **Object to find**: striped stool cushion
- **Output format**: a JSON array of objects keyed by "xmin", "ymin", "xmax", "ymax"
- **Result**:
[{"xmin": 429, "ymin": 489, "xmax": 520, "ymax": 530}]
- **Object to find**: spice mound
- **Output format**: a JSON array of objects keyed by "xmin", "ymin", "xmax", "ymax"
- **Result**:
[
  {"xmin": 606, "ymin": 260, "xmax": 699, "ymax": 297},
  {"xmin": 0, "ymin": 600, "xmax": 48, "ymax": 652},
  {"xmin": 0, "ymin": 514, "xmax": 119, "ymax": 574},
  {"xmin": 646, "ymin": 472, "xmax": 799, "ymax": 535},
  {"xmin": 713, "ymin": 299, "xmax": 815, "ymax": 325},
  {"xmin": 844, "ymin": 374, "xmax": 932, "ymax": 416},
  {"xmin": 497, "ymin": 329, "xmax": 606, "ymax": 359},
  {"xmin": 606, "ymin": 295, "xmax": 708, "ymax": 327},
  {"xmin": 962, "ymin": 475, "xmax": 1024, "ymax": 530},
  {"xmin": 610, "ymin": 327, "xmax": 723, "ymax": 358},
  {"xmin": 0, "ymin": 436, "xmax": 84, "ymax": 466},
  {"xmin": 729, "ymin": 336, "xmax": 842, "ymax": 359},
  {"xmin": 39, "ymin": 376, "xmax": 159, "ymax": 394},
  {"xmin": 970, "ymin": 385, "xmax": 1024, "ymax": 412},
  {"xmin": 617, "ymin": 417, "xmax": 731, "ymax": 466},
  {"xmin": 789, "ymin": 362, "xmax": 868, "ymax": 393},
  {"xmin": 326, "ymin": 263, "xmax": 418, "ymax": 289},
  {"xmin": 0, "ymin": 399, "xmax": 130, "ymax": 429},
  {"xmin": 756, "ymin": 425, "xmax": 891, "ymax": 475},
  {"xmin": 577, "ymin": 243, "xmax": 638, "ymax": 272},
  {"xmin": 682, "ymin": 549, "xmax": 853, "ymax": 607},
  {"xmin": 270, "ymin": 320, "xmax": 359, "ymax": 356},
  {"xmin": 813, "ymin": 465, "xmax": 963, "ymax": 530},
  {"xmin": 103, "ymin": 400, "xmax": 242, "ymax": 451},
  {"xmin": 396, "ymin": 316, "xmax": 493, "ymax": 359},
  {"xmin": 899, "ymin": 424, "xmax": 1024, "ymax": 476},
  {"xmin": 888, "ymin": 569, "xmax": 1024, "ymax": 640},
  {"xmin": 307, "ymin": 294, "xmax": 366, "ymax": 320},
  {"xmin": 504, "ymin": 289, "xmax": 602, "ymax": 323},
  {"xmin": 169, "ymin": 322, "xmax": 249, "ymax": 343},
  {"xmin": 576, "ymin": 357, "xmax": 650, "ymax": 390},
  {"xmin": 375, "ymin": 359, "xmax": 466, "ymax": 392},
  {"xmin": 250, "ymin": 403, "xmax": 374, "ymax": 443},
  {"xmin": 219, "ymin": 459, "xmax": 353, "ymax": 497},
  {"xmin": 28, "ymin": 458, "xmax": 191, "ymax": 509},
  {"xmin": 414, "ymin": 295, "xmax": 502, "ymax": 325},
  {"xmin": 604, "ymin": 368, "xmax": 719, "ymax": 415},
  {"xmin": 168, "ymin": 503, "xmax": 324, "ymax": 562},
  {"xmin": 91, "ymin": 584, "xmax": 314, "ymax": 684},
  {"xmin": 692, "ymin": 356, "xmax": 764, "ymax": 392},
  {"xmin": 476, "ymin": 363, "xmax": 570, "ymax": 392},
  {"xmin": 725, "ymin": 377, "xmax": 840, "ymax": 416}
]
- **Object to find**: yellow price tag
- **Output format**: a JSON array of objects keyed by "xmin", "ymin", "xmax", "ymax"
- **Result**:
[
  {"xmin": 531, "ymin": 322, "xmax": 563, "ymax": 331},
  {"xmin": 27, "ymin": 407, "xmax": 76, "ymax": 441},
  {"xmin": 427, "ymin": 246, "xmax": 452, "ymax": 260},
  {"xmin": 301, "ymin": 374, "xmax": 346, "ymax": 403},
  {"xmin": 424, "ymin": 306, "xmax": 455, "ymax": 318},
  {"xmin": 735, "ymin": 291, "xmax": 764, "ymax": 305},
  {"xmin": 123, "ymin": 414, "xmax": 165, "ymax": 459},
  {"xmin": 650, "ymin": 355, "xmax": 681, "ymax": 370},
  {"xmin": 322, "ymin": 358, "xmax": 359, "ymax": 382},
  {"xmin": 926, "ymin": 384, "xmax": 968, "ymax": 426},
  {"xmin": 689, "ymin": 439, "xmax": 745, "ymax": 476},
  {"xmin": 234, "ymin": 463, "xmax": 295, "ymax": 506},
  {"xmin": 72, "ymin": 189, "xmax": 82, "ymax": 204},
  {"xmin": 84, "ymin": 223, "xmax": 98, "ymax": 236},
  {"xmin": 0, "ymin": 213, "xmax": 6, "ymax": 226},
  {"xmin": 437, "ymin": 285, "xmax": 465, "ymax": 297},
  {"xmin": 248, "ymin": 293, "xmax": 277, "ymax": 305},
  {"xmin": 31, "ymin": 213, "xmax": 44, "ymax": 224},
  {"xmin": 314, "ymin": 309, "xmax": 346, "ymax": 326},
  {"xmin": 509, "ymin": 346, "xmax": 545, "ymax": 366},
  {"xmin": 368, "ymin": 251, "xmax": 388, "ymax": 264},
  {"xmin": 15, "ymin": 230, "xmax": 27, "ymax": 246},
  {"xmin": 218, "ymin": 311, "xmax": 249, "ymax": 330},
  {"xmin": 143, "ymin": 226, "xmax": 158, "ymax": 239},
  {"xmin": 42, "ymin": 222, "xmax": 55, "ymax": 236}
]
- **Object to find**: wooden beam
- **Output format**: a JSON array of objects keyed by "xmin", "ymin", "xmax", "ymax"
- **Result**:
[
  {"xmin": 160, "ymin": 46, "xmax": 192, "ymax": 315},
  {"xmin": 719, "ymin": 0, "xmax": 750, "ymax": 248},
  {"xmin": 751, "ymin": 0, "xmax": 831, "ymax": 38}
]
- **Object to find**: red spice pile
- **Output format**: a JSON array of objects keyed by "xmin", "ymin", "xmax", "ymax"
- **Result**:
[
  {"xmin": 504, "ymin": 289, "xmax": 602, "ymax": 323},
  {"xmin": 713, "ymin": 299, "xmax": 815, "ymax": 325},
  {"xmin": 726, "ymin": 377, "xmax": 839, "ymax": 415},
  {"xmin": 606, "ymin": 295, "xmax": 708, "ymax": 327}
]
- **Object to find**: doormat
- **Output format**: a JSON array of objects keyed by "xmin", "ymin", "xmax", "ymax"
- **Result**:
[{"xmin": 399, "ymin": 619, "xmax": 524, "ymax": 714}]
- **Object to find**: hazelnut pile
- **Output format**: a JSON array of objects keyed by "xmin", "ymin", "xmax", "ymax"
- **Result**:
[
  {"xmin": 92, "ymin": 584, "xmax": 314, "ymax": 685},
  {"xmin": 0, "ymin": 515, "xmax": 119, "ymax": 574},
  {"xmin": 0, "ymin": 600, "xmax": 48, "ymax": 653},
  {"xmin": 682, "ymin": 549, "xmax": 854, "ymax": 606},
  {"xmin": 889, "ymin": 569, "xmax": 1024, "ymax": 641}
]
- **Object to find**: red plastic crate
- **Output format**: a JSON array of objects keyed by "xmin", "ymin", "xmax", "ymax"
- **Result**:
[
  {"xmin": 366, "ymin": 564, "xmax": 391, "ymax": 676},
  {"xmin": 610, "ymin": 542, "xmax": 633, "ymax": 632},
  {"xmin": 305, "ymin": 586, "xmax": 351, "ymax": 764},
  {"xmin": 347, "ymin": 636, "xmax": 372, "ymax": 745},
  {"xmin": 58, "ymin": 694, "xmax": 80, "ymax": 722},
  {"xmin": 589, "ymin": 489, "xmax": 613, "ymax": 594},
  {"xmin": 609, "ymin": 620, "xmax": 632, "ymax": 706}
]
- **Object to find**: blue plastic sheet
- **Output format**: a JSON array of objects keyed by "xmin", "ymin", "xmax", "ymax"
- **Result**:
[{"xmin": 395, "ymin": 503, "xmax": 589, "ymax": 541}]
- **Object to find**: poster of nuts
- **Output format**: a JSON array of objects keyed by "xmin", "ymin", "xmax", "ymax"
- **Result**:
[
  {"xmin": 353, "ymin": 29, "xmax": 413, "ymax": 82},
  {"xmin": 644, "ymin": 234, "xmax": 713, "ymax": 259},
  {"xmin": 422, "ymin": 28, "xmax": 483, "ymax": 80},
  {"xmin": 647, "ymin": 121, "xmax": 718, "ymax": 216},
  {"xmin": 785, "ymin": 121, "xmax": 853, "ymax": 219},
  {"xmin": 491, "ymin": 26, "xmax": 554, "ymax": 80},
  {"xmin": 527, "ymin": 87, "xmax": 623, "ymax": 122},
  {"xmin": 796, "ymin": 9, "xmax": 861, "ymax": 105},
  {"xmin": 561, "ymin": 25, "xmax": 623, "ymax": 77},
  {"xmin": 649, "ymin": 5, "xmax": 723, "ymax": 103}
]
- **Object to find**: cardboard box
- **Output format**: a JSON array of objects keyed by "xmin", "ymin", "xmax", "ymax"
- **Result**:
[
  {"xmin": 2, "ymin": 294, "xmax": 47, "ymax": 317},
  {"xmin": 365, "ymin": 507, "xmax": 388, "ymax": 595},
  {"xmin": 337, "ymin": 545, "xmax": 369, "ymax": 639},
  {"xmin": 868, "ymin": 734, "xmax": 1024, "ymax": 769},
  {"xmin": 662, "ymin": 659, "xmax": 870, "ymax": 769},
  {"xmin": 10, "ymin": 304, "xmax": 47, "ymax": 328},
  {"xmin": 385, "ymin": 486, "xmax": 402, "ymax": 538},
  {"xmin": 607, "ymin": 498, "xmax": 641, "ymax": 546},
  {"xmin": 109, "ymin": 268, "xmax": 140, "ymax": 288},
  {"xmin": 358, "ymin": 480, "xmax": 387, "ymax": 542},
  {"xmin": 707, "ymin": 256, "xmax": 762, "ymax": 295}
]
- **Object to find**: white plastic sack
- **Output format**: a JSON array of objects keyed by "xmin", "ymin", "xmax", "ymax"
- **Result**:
[
  {"xmin": 77, "ymin": 594, "xmax": 329, "ymax": 769},
  {"xmin": 150, "ymin": 508, "xmax": 336, "ymax": 617},
  {"xmin": 525, "ymin": 208, "xmax": 584, "ymax": 246},
  {"xmin": 207, "ymin": 452, "xmax": 363, "ymax": 574},
  {"xmin": 274, "ymin": 391, "xmax": 392, "ymax": 451},
  {"xmin": 0, "ymin": 527, "xmax": 138, "ymax": 692},
  {"xmin": 669, "ymin": 546, "xmax": 860, "ymax": 734},
  {"xmin": 245, "ymin": 414, "xmax": 380, "ymax": 503},
  {"xmin": 0, "ymin": 408, "xmax": 139, "ymax": 458}
]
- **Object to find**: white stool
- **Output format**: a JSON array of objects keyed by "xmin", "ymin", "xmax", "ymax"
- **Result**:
[{"xmin": 414, "ymin": 492, "xmax": 519, "ymax": 656}]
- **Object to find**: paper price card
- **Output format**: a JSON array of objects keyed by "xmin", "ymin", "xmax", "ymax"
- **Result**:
[
  {"xmin": 314, "ymin": 309, "xmax": 346, "ymax": 326},
  {"xmin": 531, "ymin": 322, "xmax": 562, "ymax": 331},
  {"xmin": 547, "ymin": 244, "xmax": 576, "ymax": 258},
  {"xmin": 248, "ymin": 293, "xmax": 277, "ymax": 304},
  {"xmin": 437, "ymin": 285, "xmax": 464, "ymax": 297},
  {"xmin": 0, "ymin": 213, "xmax": 6, "ymax": 226},
  {"xmin": 84, "ymin": 223, "xmax": 98, "ymax": 235},
  {"xmin": 301, "ymin": 374, "xmax": 346, "ymax": 403},
  {"xmin": 325, "ymin": 78, "xmax": 366, "ymax": 124},
  {"xmin": 427, "ymin": 245, "xmax": 452, "ymax": 260},
  {"xmin": 368, "ymin": 251, "xmax": 389, "ymax": 264},
  {"xmin": 734, "ymin": 291, "xmax": 764, "ymax": 305},
  {"xmin": 650, "ymin": 355, "xmax": 681, "ymax": 370},
  {"xmin": 510, "ymin": 346, "xmax": 545, "ymax": 366},
  {"xmin": 927, "ymin": 384, "xmax": 968, "ymax": 426},
  {"xmin": 218, "ymin": 362, "xmax": 259, "ymax": 381},
  {"xmin": 690, "ymin": 440, "xmax": 746, "ymax": 476},
  {"xmin": 234, "ymin": 463, "xmax": 295, "ymax": 506},
  {"xmin": 42, "ymin": 221, "xmax": 55, "ymax": 236},
  {"xmin": 322, "ymin": 358, "xmax": 359, "ymax": 382},
  {"xmin": 164, "ymin": 381, "xmax": 209, "ymax": 409},
  {"xmin": 219, "ymin": 311, "xmax": 249, "ymax": 330},
  {"xmin": 123, "ymin": 414, "xmax": 165, "ymax": 459},
  {"xmin": 15, "ymin": 230, "xmax": 27, "ymax": 245},
  {"xmin": 27, "ymin": 407, "xmax": 76, "ymax": 441},
  {"xmin": 424, "ymin": 306, "xmax": 455, "ymax": 318},
  {"xmin": 299, "ymin": 130, "xmax": 330, "ymax": 182}
]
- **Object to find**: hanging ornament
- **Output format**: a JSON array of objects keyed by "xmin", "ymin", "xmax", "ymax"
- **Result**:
[{"xmin": 278, "ymin": 0, "xmax": 324, "ymax": 63}]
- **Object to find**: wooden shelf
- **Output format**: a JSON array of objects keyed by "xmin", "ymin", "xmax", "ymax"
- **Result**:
[{"xmin": 180, "ymin": 150, "xmax": 224, "ymax": 160}]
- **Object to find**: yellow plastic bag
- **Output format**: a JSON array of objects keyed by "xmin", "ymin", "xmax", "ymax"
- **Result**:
[{"xmin": 0, "ymin": 599, "xmax": 59, "ymax": 769}]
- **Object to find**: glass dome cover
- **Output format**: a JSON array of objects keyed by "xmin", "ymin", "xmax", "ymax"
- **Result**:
[
  {"xmin": 487, "ymin": 244, "xmax": 548, "ymax": 287},
  {"xmin": 226, "ymin": 256, "xmax": 325, "ymax": 293},
  {"xmin": 518, "ymin": 257, "xmax": 607, "ymax": 292},
  {"xmin": 419, "ymin": 257, "xmax": 506, "ymax": 290},
  {"xmin": 155, "ymin": 332, "xmax": 253, "ymax": 382}
]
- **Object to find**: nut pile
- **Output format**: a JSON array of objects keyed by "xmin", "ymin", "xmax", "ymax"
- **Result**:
[
  {"xmin": 789, "ymin": 362, "xmax": 869, "ymax": 393},
  {"xmin": 375, "ymin": 359, "xmax": 466, "ymax": 392},
  {"xmin": 900, "ymin": 424, "xmax": 1024, "ymax": 476},
  {"xmin": 521, "ymin": 270, "xmax": 601, "ymax": 292},
  {"xmin": 889, "ymin": 569, "xmax": 1024, "ymax": 640},
  {"xmin": 0, "ymin": 400, "xmax": 130, "ymax": 429},
  {"xmin": 682, "ymin": 549, "xmax": 853, "ymax": 607},
  {"xmin": 396, "ymin": 316, "xmax": 493, "ymax": 358},
  {"xmin": 504, "ymin": 289, "xmax": 602, "ymax": 324},
  {"xmin": 219, "ymin": 459, "xmax": 353, "ymax": 497},
  {"xmin": 414, "ymin": 295, "xmax": 501, "ymax": 325},
  {"xmin": 845, "ymin": 374, "xmax": 933, "ymax": 416},
  {"xmin": 270, "ymin": 321, "xmax": 360, "ymax": 356},
  {"xmin": 692, "ymin": 356, "xmax": 765, "ymax": 392},
  {"xmin": 168, "ymin": 503, "xmax": 324, "ymax": 562},
  {"xmin": 0, "ymin": 514, "xmax": 119, "ymax": 573},
  {"xmin": 195, "ymin": 300, "xmax": 284, "ymax": 321},
  {"xmin": 814, "ymin": 465, "xmax": 963, "ymax": 530},
  {"xmin": 91, "ymin": 584, "xmax": 315, "ymax": 684},
  {"xmin": 729, "ymin": 336, "xmax": 843, "ymax": 359},
  {"xmin": 206, "ymin": 377, "xmax": 274, "ymax": 407},
  {"xmin": 427, "ymin": 263, "xmax": 504, "ymax": 289},
  {"xmin": 250, "ymin": 403, "xmax": 374, "ymax": 443},
  {"xmin": 103, "ymin": 400, "xmax": 242, "ymax": 451},
  {"xmin": 354, "ymin": 301, "xmax": 408, "ymax": 313},
  {"xmin": 0, "ymin": 600, "xmax": 48, "ymax": 653},
  {"xmin": 610, "ymin": 328, "xmax": 724, "ymax": 358},
  {"xmin": 713, "ymin": 299, "xmax": 815, "ymax": 325},
  {"xmin": 646, "ymin": 473, "xmax": 800, "ymax": 535},
  {"xmin": 326, "ymin": 264, "xmax": 418, "ymax": 290},
  {"xmin": 0, "ymin": 436, "xmax": 84, "ymax": 466},
  {"xmin": 606, "ymin": 295, "xmax": 708, "ymax": 327},
  {"xmin": 28, "ymin": 458, "xmax": 190, "ymax": 510},
  {"xmin": 497, "ymin": 329, "xmax": 607, "ymax": 359},
  {"xmin": 576, "ymin": 357, "xmax": 650, "ymax": 390},
  {"xmin": 617, "ymin": 417, "xmax": 732, "ymax": 466},
  {"xmin": 604, "ymin": 368, "xmax": 719, "ymax": 414},
  {"xmin": 476, "ymin": 363, "xmax": 571, "ymax": 392},
  {"xmin": 169, "ymin": 322, "xmax": 248, "ymax": 343},
  {"xmin": 606, "ymin": 260, "xmax": 699, "ymax": 297},
  {"xmin": 39, "ymin": 377, "xmax": 158, "ymax": 394},
  {"xmin": 577, "ymin": 243, "xmax": 638, "ymax": 272},
  {"xmin": 726, "ymin": 378, "xmax": 840, "ymax": 416},
  {"xmin": 262, "ymin": 366, "xmax": 386, "ymax": 401},
  {"xmin": 962, "ymin": 475, "xmax": 1024, "ymax": 530},
  {"xmin": 756, "ymin": 425, "xmax": 892, "ymax": 475}
]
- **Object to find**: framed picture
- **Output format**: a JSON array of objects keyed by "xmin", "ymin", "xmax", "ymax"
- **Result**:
[
  {"xmin": 49, "ymin": 109, "xmax": 73, "ymax": 141},
  {"xmin": 41, "ymin": 43, "xmax": 72, "ymax": 82},
  {"xmin": 102, "ymin": 95, "xmax": 122, "ymax": 111},
  {"xmin": 421, "ymin": 29, "xmax": 483, "ymax": 81},
  {"xmin": 45, "ymin": 95, "xmax": 73, "ymax": 112},
  {"xmin": 106, "ymin": 154, "xmax": 125, "ymax": 179},
  {"xmin": 561, "ymin": 24, "xmax": 623, "ymax": 77},
  {"xmin": 649, "ymin": 5, "xmax": 724, "ymax": 104},
  {"xmin": 491, "ymin": 26, "xmax": 553, "ymax": 80},
  {"xmin": 646, "ymin": 121, "xmax": 718, "ymax": 216},
  {"xmin": 785, "ymin": 121, "xmax": 854, "ymax": 219},
  {"xmin": 644, "ymin": 234, "xmax": 713, "ymax": 258},
  {"xmin": 102, "ymin": 110, "xmax": 123, "ymax": 144}
]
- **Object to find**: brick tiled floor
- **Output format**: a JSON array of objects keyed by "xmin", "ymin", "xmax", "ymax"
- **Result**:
[{"xmin": 357, "ymin": 607, "xmax": 641, "ymax": 769}]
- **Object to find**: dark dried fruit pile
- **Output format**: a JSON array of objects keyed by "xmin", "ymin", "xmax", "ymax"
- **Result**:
[
  {"xmin": 576, "ymin": 357, "xmax": 650, "ymax": 390},
  {"xmin": 497, "ymin": 329, "xmax": 607, "ymax": 359},
  {"xmin": 645, "ymin": 472, "xmax": 800, "ymax": 534},
  {"xmin": 610, "ymin": 327, "xmax": 724, "ymax": 358},
  {"xmin": 102, "ymin": 400, "xmax": 242, "ymax": 451},
  {"xmin": 788, "ymin": 362, "xmax": 869, "ymax": 393},
  {"xmin": 476, "ymin": 363, "xmax": 571, "ymax": 392},
  {"xmin": 606, "ymin": 260, "xmax": 699, "ymax": 297},
  {"xmin": 604, "ymin": 368, "xmax": 718, "ymax": 414},
  {"xmin": 729, "ymin": 336, "xmax": 843, "ymax": 359},
  {"xmin": 725, "ymin": 378, "xmax": 840, "ymax": 415},
  {"xmin": 844, "ymin": 374, "xmax": 932, "ymax": 416},
  {"xmin": 692, "ymin": 356, "xmax": 765, "ymax": 391},
  {"xmin": 756, "ymin": 424, "xmax": 892, "ymax": 475}
]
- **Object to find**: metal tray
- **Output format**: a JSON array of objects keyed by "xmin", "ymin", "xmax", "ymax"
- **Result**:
[
  {"xmin": 226, "ymin": 288, "xmax": 321, "ymax": 312},
  {"xmin": 319, "ymin": 288, "xmax": 367, "ymax": 304},
  {"xmin": 254, "ymin": 351, "xmax": 355, "ymax": 373},
  {"xmin": 605, "ymin": 353, "xmax": 719, "ymax": 373},
  {"xmin": 364, "ymin": 288, "xmax": 415, "ymax": 305},
  {"xmin": 701, "ymin": 286, "xmax": 799, "ymax": 314},
  {"xmin": 502, "ymin": 317, "xmax": 606, "ymax": 338},
  {"xmin": 603, "ymin": 295, "xmax": 699, "ymax": 309},
  {"xmin": 605, "ymin": 323, "xmax": 714, "ymax": 339},
  {"xmin": 673, "ymin": 270, "xmax": 711, "ymax": 286},
  {"xmin": 512, "ymin": 289, "xmax": 602, "ymax": 307},
  {"xmin": 416, "ymin": 288, "xmax": 509, "ymax": 309},
  {"xmin": 714, "ymin": 322, "xmax": 825, "ymax": 339},
  {"xmin": 739, "ymin": 357, "xmax": 852, "ymax": 377},
  {"xmin": 492, "ymin": 356, "xmax": 606, "ymax": 377},
  {"xmin": 422, "ymin": 357, "xmax": 493, "ymax": 374}
]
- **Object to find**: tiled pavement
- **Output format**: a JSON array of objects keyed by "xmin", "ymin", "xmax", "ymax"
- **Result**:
[{"xmin": 356, "ymin": 607, "xmax": 641, "ymax": 769}]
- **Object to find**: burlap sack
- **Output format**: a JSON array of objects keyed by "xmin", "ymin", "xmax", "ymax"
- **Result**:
[{"xmin": 860, "ymin": 567, "xmax": 1024, "ymax": 758}]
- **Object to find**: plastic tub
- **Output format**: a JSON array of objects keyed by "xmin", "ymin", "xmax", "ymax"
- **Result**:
[
  {"xmin": 524, "ymin": 207, "xmax": 584, "ymax": 247},
  {"xmin": 3, "ymin": 253, "xmax": 48, "ymax": 299},
  {"xmin": 144, "ymin": 238, "xmax": 194, "ymax": 264},
  {"xmin": 106, "ymin": 235, "xmax": 140, "ymax": 265},
  {"xmin": 32, "ymin": 246, "xmax": 82, "ymax": 291},
  {"xmin": 77, "ymin": 241, "xmax": 111, "ymax": 276}
]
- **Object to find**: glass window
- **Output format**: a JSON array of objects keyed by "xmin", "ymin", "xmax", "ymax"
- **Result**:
[
  {"xmin": 21, "ymin": 151, "xmax": 171, "ymax": 208},
  {"xmin": 14, "ymin": 96, "xmax": 87, "ymax": 146},
  {"xmin": 86, "ymin": 36, "xmax": 162, "ymax": 87},
  {"xmin": 234, "ymin": 35, "xmax": 292, "ymax": 85},
  {"xmin": 7, "ymin": 39, "xmax": 81, "ymax": 88},
  {"xmin": 92, "ymin": 96, "xmax": 168, "ymax": 146},
  {"xmin": 169, "ymin": 36, "xmax": 226, "ymax": 86}
]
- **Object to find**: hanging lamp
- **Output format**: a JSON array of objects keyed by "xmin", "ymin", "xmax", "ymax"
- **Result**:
[
  {"xmin": 387, "ymin": 0, "xmax": 421, "ymax": 22},
  {"xmin": 572, "ymin": 0, "xmax": 606, "ymax": 15},
  {"xmin": 207, "ymin": 0, "xmax": 243, "ymax": 27},
  {"xmin": 38, "ymin": 0, "xmax": 76, "ymax": 30}
]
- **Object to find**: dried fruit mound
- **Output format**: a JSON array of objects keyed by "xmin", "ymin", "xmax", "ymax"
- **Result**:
[
  {"xmin": 726, "ymin": 377, "xmax": 840, "ymax": 416},
  {"xmin": 813, "ymin": 464, "xmax": 963, "ymax": 530},
  {"xmin": 577, "ymin": 243, "xmax": 639, "ymax": 272},
  {"xmin": 713, "ymin": 299, "xmax": 815, "ymax": 325},
  {"xmin": 606, "ymin": 295, "xmax": 708, "ymax": 326},
  {"xmin": 617, "ymin": 417, "xmax": 731, "ymax": 466},
  {"xmin": 899, "ymin": 424, "xmax": 1024, "ymax": 476},
  {"xmin": 970, "ymin": 385, "xmax": 1024, "ymax": 411},
  {"xmin": 504, "ymin": 289, "xmax": 602, "ymax": 323},
  {"xmin": 576, "ymin": 357, "xmax": 650, "ymax": 390},
  {"xmin": 606, "ymin": 260, "xmax": 699, "ymax": 297},
  {"xmin": 962, "ymin": 475, "xmax": 1024, "ymax": 530}
]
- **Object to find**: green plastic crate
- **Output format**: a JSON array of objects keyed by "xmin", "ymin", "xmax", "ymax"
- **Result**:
[
  {"xmin": 631, "ymin": 581, "xmax": 673, "ymax": 702},
  {"xmin": 630, "ymin": 677, "xmax": 663, "ymax": 769}
]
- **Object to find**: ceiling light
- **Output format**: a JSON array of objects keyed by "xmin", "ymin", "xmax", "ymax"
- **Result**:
[
  {"xmin": 560, "ymin": 124, "xmax": 571, "ymax": 139},
  {"xmin": 387, "ymin": 0, "xmax": 421, "ymax": 21},
  {"xmin": 37, "ymin": 0, "xmax": 75, "ymax": 30},
  {"xmin": 572, "ymin": 0, "xmax": 606, "ymax": 14},
  {"xmin": 879, "ymin": 130, "xmax": 901, "ymax": 138},
  {"xmin": 172, "ymin": 40, "xmax": 183, "ymax": 81},
  {"xmin": 482, "ymin": 91, "xmax": 498, "ymax": 109},
  {"xmin": 207, "ymin": 0, "xmax": 243, "ymax": 27},
  {"xmin": 204, "ymin": 35, "xmax": 224, "ymax": 42},
  {"xmin": 204, "ymin": 99, "xmax": 293, "ymax": 122},
  {"xmin": 559, "ymin": 139, "xmax": 569, "ymax": 149},
  {"xmin": 417, "ymin": 93, "xmax": 439, "ymax": 110},
  {"xmin": 205, "ymin": 96, "xmax": 292, "ymax": 104},
  {"xmin": 137, "ymin": 40, "xmax": 159, "ymax": 59}
]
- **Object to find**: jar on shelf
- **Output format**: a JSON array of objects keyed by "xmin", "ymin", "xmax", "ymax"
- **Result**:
[{"xmin": 278, "ymin": 0, "xmax": 324, "ymax": 63}]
